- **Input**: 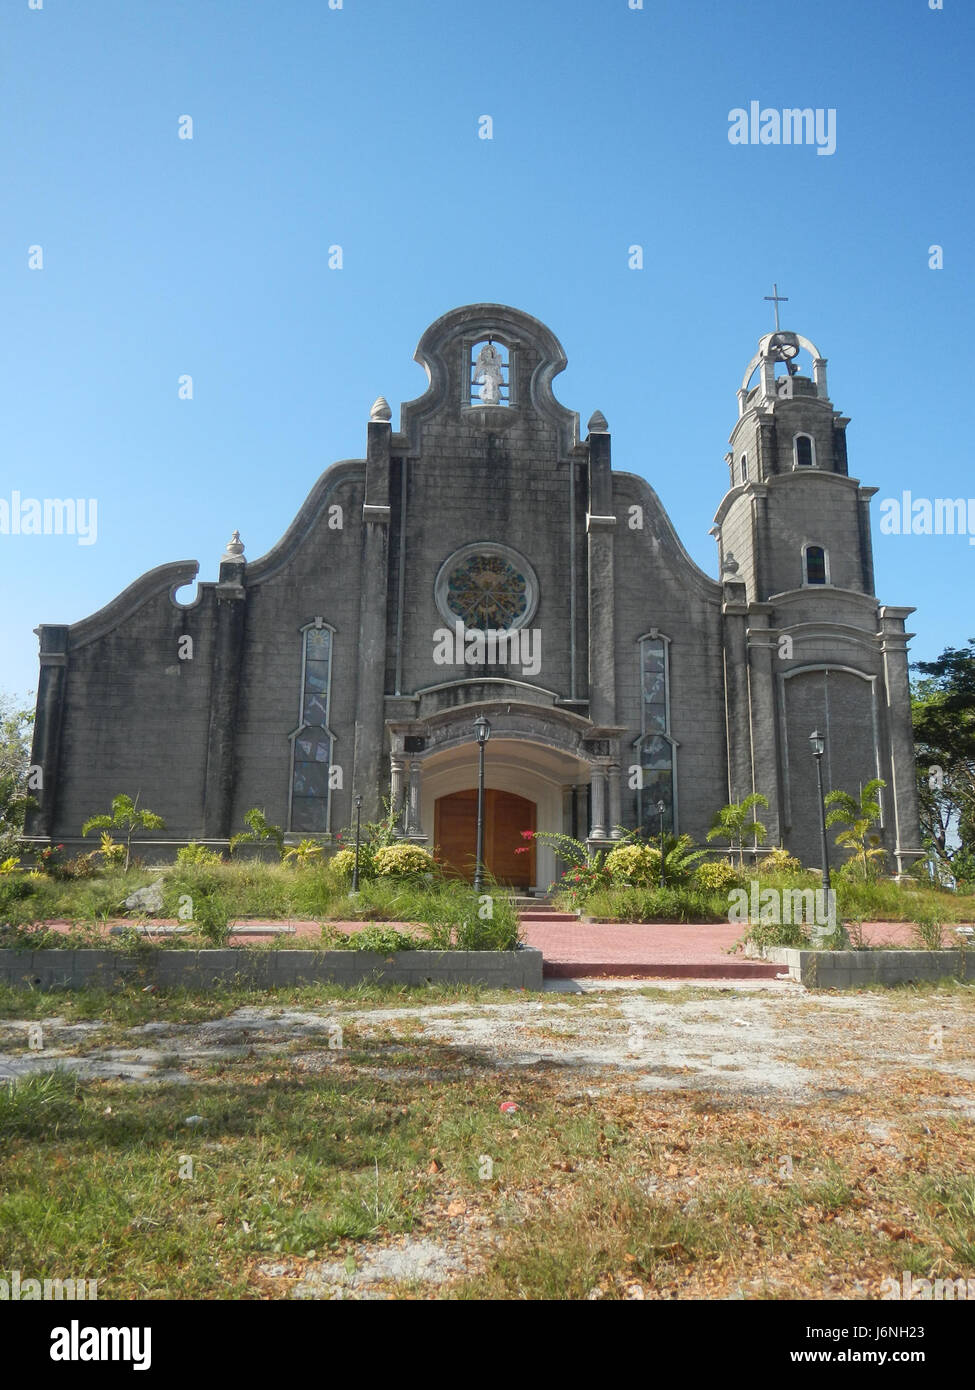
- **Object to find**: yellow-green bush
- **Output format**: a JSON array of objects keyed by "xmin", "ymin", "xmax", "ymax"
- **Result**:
[
  {"xmin": 329, "ymin": 848, "xmax": 358, "ymax": 879},
  {"xmin": 372, "ymin": 843, "xmax": 436, "ymax": 878},
  {"xmin": 757, "ymin": 847, "xmax": 803, "ymax": 876},
  {"xmin": 604, "ymin": 842, "xmax": 661, "ymax": 888},
  {"xmin": 176, "ymin": 842, "xmax": 223, "ymax": 867},
  {"xmin": 693, "ymin": 860, "xmax": 742, "ymax": 894}
]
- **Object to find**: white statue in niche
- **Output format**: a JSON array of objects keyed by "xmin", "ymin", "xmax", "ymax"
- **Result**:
[{"xmin": 472, "ymin": 341, "xmax": 504, "ymax": 404}]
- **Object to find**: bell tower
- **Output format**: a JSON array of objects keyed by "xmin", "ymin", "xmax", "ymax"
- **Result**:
[
  {"xmin": 711, "ymin": 292, "xmax": 922, "ymax": 874},
  {"xmin": 713, "ymin": 313, "xmax": 875, "ymax": 604}
]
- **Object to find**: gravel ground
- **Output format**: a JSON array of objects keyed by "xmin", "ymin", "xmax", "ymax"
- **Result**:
[{"xmin": 2, "ymin": 982, "xmax": 972, "ymax": 1298}]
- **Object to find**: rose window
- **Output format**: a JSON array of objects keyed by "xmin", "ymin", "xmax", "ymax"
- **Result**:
[{"xmin": 435, "ymin": 543, "xmax": 538, "ymax": 633}]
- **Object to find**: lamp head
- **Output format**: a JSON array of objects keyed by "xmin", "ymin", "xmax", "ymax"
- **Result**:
[
  {"xmin": 809, "ymin": 730, "xmax": 825, "ymax": 759},
  {"xmin": 473, "ymin": 714, "xmax": 491, "ymax": 746}
]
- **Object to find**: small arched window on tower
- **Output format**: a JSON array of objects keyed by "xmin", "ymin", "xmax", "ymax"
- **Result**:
[
  {"xmin": 794, "ymin": 433, "xmax": 815, "ymax": 468},
  {"xmin": 289, "ymin": 622, "xmax": 336, "ymax": 833},
  {"xmin": 470, "ymin": 339, "xmax": 509, "ymax": 406},
  {"xmin": 804, "ymin": 544, "xmax": 828, "ymax": 586},
  {"xmin": 739, "ymin": 453, "xmax": 749, "ymax": 484}
]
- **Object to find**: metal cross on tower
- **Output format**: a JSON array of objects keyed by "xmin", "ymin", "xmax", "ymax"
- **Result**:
[{"xmin": 764, "ymin": 283, "xmax": 789, "ymax": 331}]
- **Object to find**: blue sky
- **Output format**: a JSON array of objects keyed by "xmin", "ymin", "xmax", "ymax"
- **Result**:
[{"xmin": 2, "ymin": 0, "xmax": 972, "ymax": 701}]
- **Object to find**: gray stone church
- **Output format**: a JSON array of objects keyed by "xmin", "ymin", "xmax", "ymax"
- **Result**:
[{"xmin": 26, "ymin": 303, "xmax": 922, "ymax": 889}]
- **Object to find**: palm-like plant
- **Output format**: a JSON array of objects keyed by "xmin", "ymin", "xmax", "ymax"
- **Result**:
[
  {"xmin": 706, "ymin": 793, "xmax": 769, "ymax": 869},
  {"xmin": 283, "ymin": 838, "xmax": 324, "ymax": 866},
  {"xmin": 81, "ymin": 793, "xmax": 165, "ymax": 871},
  {"xmin": 824, "ymin": 779, "xmax": 887, "ymax": 881},
  {"xmin": 229, "ymin": 807, "xmax": 286, "ymax": 859}
]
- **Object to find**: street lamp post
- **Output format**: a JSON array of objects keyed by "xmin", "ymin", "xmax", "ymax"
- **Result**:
[
  {"xmin": 809, "ymin": 731, "xmax": 831, "ymax": 891},
  {"xmin": 473, "ymin": 715, "xmax": 491, "ymax": 893},
  {"xmin": 656, "ymin": 800, "xmax": 666, "ymax": 888},
  {"xmin": 351, "ymin": 793, "xmax": 363, "ymax": 895}
]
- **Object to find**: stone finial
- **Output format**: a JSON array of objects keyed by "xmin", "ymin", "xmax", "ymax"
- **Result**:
[
  {"xmin": 222, "ymin": 529, "xmax": 245, "ymax": 562},
  {"xmin": 587, "ymin": 409, "xmax": 609, "ymax": 434},
  {"xmin": 722, "ymin": 551, "xmax": 740, "ymax": 576},
  {"xmin": 370, "ymin": 395, "xmax": 392, "ymax": 423}
]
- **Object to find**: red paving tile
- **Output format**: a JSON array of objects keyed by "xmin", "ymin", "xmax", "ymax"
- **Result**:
[{"xmin": 517, "ymin": 916, "xmax": 954, "ymax": 979}]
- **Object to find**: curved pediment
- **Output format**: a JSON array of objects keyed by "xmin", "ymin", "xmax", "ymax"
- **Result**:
[{"xmin": 394, "ymin": 303, "xmax": 580, "ymax": 457}]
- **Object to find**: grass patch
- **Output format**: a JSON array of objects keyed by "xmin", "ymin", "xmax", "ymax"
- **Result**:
[
  {"xmin": 576, "ymin": 885, "xmax": 728, "ymax": 923},
  {"xmin": 1, "ymin": 865, "xmax": 520, "ymax": 950},
  {"xmin": 3, "ymin": 986, "xmax": 974, "ymax": 1299}
]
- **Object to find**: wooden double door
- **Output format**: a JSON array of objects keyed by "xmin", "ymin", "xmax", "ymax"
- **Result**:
[{"xmin": 434, "ymin": 789, "xmax": 536, "ymax": 889}]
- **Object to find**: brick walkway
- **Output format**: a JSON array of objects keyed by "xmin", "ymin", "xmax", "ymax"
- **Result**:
[{"xmin": 519, "ymin": 913, "xmax": 927, "ymax": 979}]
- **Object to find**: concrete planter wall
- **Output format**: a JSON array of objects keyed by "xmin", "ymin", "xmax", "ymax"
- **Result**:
[
  {"xmin": 0, "ymin": 947, "xmax": 543, "ymax": 993},
  {"xmin": 762, "ymin": 947, "xmax": 972, "ymax": 990}
]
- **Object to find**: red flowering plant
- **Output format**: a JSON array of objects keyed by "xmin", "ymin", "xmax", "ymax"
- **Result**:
[
  {"xmin": 519, "ymin": 829, "xmax": 634, "ymax": 905},
  {"xmin": 35, "ymin": 844, "xmax": 65, "ymax": 875}
]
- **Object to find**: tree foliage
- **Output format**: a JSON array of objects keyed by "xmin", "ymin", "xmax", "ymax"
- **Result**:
[
  {"xmin": 0, "ymin": 693, "xmax": 35, "ymax": 850},
  {"xmin": 81, "ymin": 793, "xmax": 166, "ymax": 871},
  {"xmin": 705, "ymin": 794, "xmax": 769, "ymax": 868},
  {"xmin": 911, "ymin": 638, "xmax": 975, "ymax": 880},
  {"xmin": 824, "ymin": 779, "xmax": 887, "ymax": 881}
]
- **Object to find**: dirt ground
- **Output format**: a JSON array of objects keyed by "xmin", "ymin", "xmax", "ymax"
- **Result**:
[{"xmin": 2, "ymin": 980, "xmax": 973, "ymax": 1300}]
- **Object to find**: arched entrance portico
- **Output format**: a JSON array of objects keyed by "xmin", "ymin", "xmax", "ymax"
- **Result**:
[
  {"xmin": 419, "ymin": 736, "xmax": 588, "ymax": 892},
  {"xmin": 386, "ymin": 690, "xmax": 627, "ymax": 889}
]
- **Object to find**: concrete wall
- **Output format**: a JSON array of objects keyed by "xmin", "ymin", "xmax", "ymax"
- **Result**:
[
  {"xmin": 766, "ymin": 947, "xmax": 972, "ymax": 990},
  {"xmin": 0, "ymin": 947, "xmax": 544, "ymax": 992}
]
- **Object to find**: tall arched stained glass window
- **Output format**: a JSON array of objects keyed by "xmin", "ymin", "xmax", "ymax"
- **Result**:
[
  {"xmin": 289, "ymin": 622, "xmax": 335, "ymax": 833},
  {"xmin": 635, "ymin": 632, "xmax": 678, "ymax": 834}
]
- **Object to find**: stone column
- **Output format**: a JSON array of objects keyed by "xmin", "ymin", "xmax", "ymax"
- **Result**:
[
  {"xmin": 722, "ymin": 579, "xmax": 753, "ymax": 809},
  {"xmin": 589, "ymin": 764, "xmax": 607, "ymax": 840},
  {"xmin": 858, "ymin": 485, "xmax": 877, "ymax": 594},
  {"xmin": 406, "ymin": 761, "xmax": 424, "ymax": 838},
  {"xmin": 353, "ymin": 413, "xmax": 392, "ymax": 819},
  {"xmin": 586, "ymin": 421, "xmax": 617, "ymax": 727},
  {"xmin": 608, "ymin": 761, "xmax": 623, "ymax": 837},
  {"xmin": 746, "ymin": 608, "xmax": 781, "ymax": 849},
  {"xmin": 879, "ymin": 606, "xmax": 923, "ymax": 875},
  {"xmin": 24, "ymin": 625, "xmax": 69, "ymax": 840},
  {"xmin": 203, "ymin": 555, "xmax": 247, "ymax": 839},
  {"xmin": 389, "ymin": 752, "xmax": 407, "ymax": 832}
]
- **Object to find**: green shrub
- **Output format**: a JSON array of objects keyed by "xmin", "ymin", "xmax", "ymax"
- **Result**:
[
  {"xmin": 329, "ymin": 848, "xmax": 357, "ymax": 880},
  {"xmin": 60, "ymin": 853, "xmax": 100, "ymax": 880},
  {"xmin": 372, "ymin": 843, "xmax": 436, "ymax": 878},
  {"xmin": 757, "ymin": 848, "xmax": 803, "ymax": 876},
  {"xmin": 176, "ymin": 842, "xmax": 223, "ymax": 867},
  {"xmin": 282, "ymin": 839, "xmax": 323, "ymax": 866},
  {"xmin": 188, "ymin": 895, "xmax": 231, "ymax": 945},
  {"xmin": 229, "ymin": 807, "xmax": 286, "ymax": 859},
  {"xmin": 579, "ymin": 884, "xmax": 727, "ymax": 923},
  {"xmin": 81, "ymin": 792, "xmax": 166, "ymax": 871},
  {"xmin": 605, "ymin": 843, "xmax": 660, "ymax": 888},
  {"xmin": 694, "ymin": 860, "xmax": 743, "ymax": 894},
  {"xmin": 345, "ymin": 924, "xmax": 425, "ymax": 952},
  {"xmin": 741, "ymin": 917, "xmax": 812, "ymax": 950},
  {"xmin": 95, "ymin": 833, "xmax": 127, "ymax": 868},
  {"xmin": 912, "ymin": 911, "xmax": 945, "ymax": 950},
  {"xmin": 0, "ymin": 873, "xmax": 33, "ymax": 913}
]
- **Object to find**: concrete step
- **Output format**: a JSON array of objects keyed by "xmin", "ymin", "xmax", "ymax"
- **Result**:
[
  {"xmin": 518, "ymin": 911, "xmax": 580, "ymax": 923},
  {"xmin": 543, "ymin": 960, "xmax": 786, "ymax": 980}
]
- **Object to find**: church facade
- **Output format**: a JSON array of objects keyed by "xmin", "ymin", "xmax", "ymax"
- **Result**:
[{"xmin": 25, "ymin": 304, "xmax": 922, "ymax": 889}]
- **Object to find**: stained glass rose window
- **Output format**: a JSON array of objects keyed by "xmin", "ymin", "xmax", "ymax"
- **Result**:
[{"xmin": 435, "ymin": 544, "xmax": 538, "ymax": 632}]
